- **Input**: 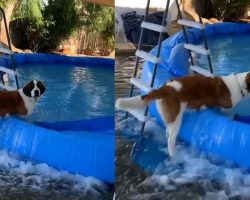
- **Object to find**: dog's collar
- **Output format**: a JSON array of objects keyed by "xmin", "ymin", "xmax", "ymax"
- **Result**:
[{"xmin": 234, "ymin": 75, "xmax": 245, "ymax": 97}]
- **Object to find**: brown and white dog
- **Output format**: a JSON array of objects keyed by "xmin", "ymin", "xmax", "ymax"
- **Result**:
[
  {"xmin": 0, "ymin": 80, "xmax": 46, "ymax": 117},
  {"xmin": 116, "ymin": 72, "xmax": 250, "ymax": 157}
]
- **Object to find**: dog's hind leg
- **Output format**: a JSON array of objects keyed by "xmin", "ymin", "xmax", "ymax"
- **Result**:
[
  {"xmin": 156, "ymin": 97, "xmax": 186, "ymax": 157},
  {"xmin": 167, "ymin": 106, "xmax": 185, "ymax": 157}
]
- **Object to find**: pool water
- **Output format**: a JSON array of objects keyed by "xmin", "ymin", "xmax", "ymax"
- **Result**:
[
  {"xmin": 195, "ymin": 33, "xmax": 250, "ymax": 116},
  {"xmin": 196, "ymin": 33, "xmax": 250, "ymax": 75},
  {"xmin": 16, "ymin": 63, "xmax": 114, "ymax": 122}
]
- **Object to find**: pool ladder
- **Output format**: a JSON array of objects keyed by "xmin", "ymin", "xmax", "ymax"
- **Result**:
[
  {"xmin": 126, "ymin": 0, "xmax": 213, "ymax": 134},
  {"xmin": 0, "ymin": 7, "xmax": 19, "ymax": 91}
]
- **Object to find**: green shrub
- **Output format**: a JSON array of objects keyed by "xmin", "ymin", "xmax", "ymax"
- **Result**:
[
  {"xmin": 10, "ymin": 0, "xmax": 114, "ymax": 52},
  {"xmin": 77, "ymin": 2, "xmax": 114, "ymax": 50},
  {"xmin": 210, "ymin": 0, "xmax": 250, "ymax": 21}
]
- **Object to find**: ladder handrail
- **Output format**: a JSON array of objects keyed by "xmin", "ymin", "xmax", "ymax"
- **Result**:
[
  {"xmin": 126, "ymin": 0, "xmax": 151, "ymax": 119},
  {"xmin": 177, "ymin": 1, "xmax": 213, "ymax": 74},
  {"xmin": 0, "ymin": 7, "xmax": 19, "ymax": 89},
  {"xmin": 141, "ymin": 0, "xmax": 171, "ymax": 133},
  {"xmin": 196, "ymin": 2, "xmax": 213, "ymax": 74},
  {"xmin": 175, "ymin": 0, "xmax": 194, "ymax": 66},
  {"xmin": 0, "ymin": 7, "xmax": 12, "ymax": 51}
]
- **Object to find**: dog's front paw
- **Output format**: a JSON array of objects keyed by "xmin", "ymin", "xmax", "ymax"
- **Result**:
[
  {"xmin": 168, "ymin": 138, "xmax": 176, "ymax": 158},
  {"xmin": 168, "ymin": 148, "xmax": 175, "ymax": 158}
]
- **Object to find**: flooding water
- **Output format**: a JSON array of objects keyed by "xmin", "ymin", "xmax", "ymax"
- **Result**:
[
  {"xmin": 116, "ymin": 53, "xmax": 250, "ymax": 200},
  {"xmin": 0, "ymin": 150, "xmax": 113, "ymax": 200}
]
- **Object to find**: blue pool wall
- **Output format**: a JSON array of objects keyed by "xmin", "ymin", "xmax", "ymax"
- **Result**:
[
  {"xmin": 0, "ymin": 53, "xmax": 115, "ymax": 184},
  {"xmin": 141, "ymin": 22, "xmax": 250, "ymax": 169},
  {"xmin": 36, "ymin": 116, "xmax": 114, "ymax": 132},
  {"xmin": 0, "ymin": 53, "xmax": 114, "ymax": 69}
]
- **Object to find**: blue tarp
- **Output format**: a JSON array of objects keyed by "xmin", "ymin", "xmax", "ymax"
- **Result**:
[
  {"xmin": 122, "ymin": 11, "xmax": 168, "ymax": 46},
  {"xmin": 141, "ymin": 22, "xmax": 250, "ymax": 168}
]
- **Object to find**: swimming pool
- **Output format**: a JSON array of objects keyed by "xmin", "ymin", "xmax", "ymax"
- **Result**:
[{"xmin": 0, "ymin": 54, "xmax": 114, "ymax": 186}]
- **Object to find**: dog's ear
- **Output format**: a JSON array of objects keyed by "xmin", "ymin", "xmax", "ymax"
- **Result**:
[
  {"xmin": 23, "ymin": 81, "xmax": 34, "ymax": 97},
  {"xmin": 37, "ymin": 81, "xmax": 46, "ymax": 95},
  {"xmin": 245, "ymin": 73, "xmax": 250, "ymax": 92}
]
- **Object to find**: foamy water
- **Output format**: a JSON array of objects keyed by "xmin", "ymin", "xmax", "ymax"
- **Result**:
[
  {"xmin": 116, "ymin": 110, "xmax": 250, "ymax": 200},
  {"xmin": 0, "ymin": 150, "xmax": 112, "ymax": 199}
]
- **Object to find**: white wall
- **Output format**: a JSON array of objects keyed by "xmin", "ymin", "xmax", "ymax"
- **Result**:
[{"xmin": 116, "ymin": 0, "xmax": 167, "ymax": 9}]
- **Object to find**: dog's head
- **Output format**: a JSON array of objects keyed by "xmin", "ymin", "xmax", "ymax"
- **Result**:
[{"xmin": 22, "ymin": 80, "xmax": 46, "ymax": 98}]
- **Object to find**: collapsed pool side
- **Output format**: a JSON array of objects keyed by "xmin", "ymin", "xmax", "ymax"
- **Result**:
[
  {"xmin": 141, "ymin": 22, "xmax": 250, "ymax": 168},
  {"xmin": 0, "ymin": 117, "xmax": 114, "ymax": 183},
  {"xmin": 0, "ymin": 54, "xmax": 115, "ymax": 184}
]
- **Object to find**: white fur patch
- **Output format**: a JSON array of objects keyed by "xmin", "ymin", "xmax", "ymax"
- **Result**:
[
  {"xmin": 115, "ymin": 96, "xmax": 145, "ymax": 111},
  {"xmin": 222, "ymin": 73, "xmax": 244, "ymax": 106},
  {"xmin": 235, "ymin": 72, "xmax": 249, "ymax": 96},
  {"xmin": 18, "ymin": 89, "xmax": 37, "ymax": 115},
  {"xmin": 3, "ymin": 74, "xmax": 9, "ymax": 84},
  {"xmin": 166, "ymin": 80, "xmax": 182, "ymax": 92},
  {"xmin": 31, "ymin": 80, "xmax": 40, "ymax": 97}
]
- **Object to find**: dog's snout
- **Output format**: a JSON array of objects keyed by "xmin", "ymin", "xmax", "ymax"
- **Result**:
[{"xmin": 34, "ymin": 90, "xmax": 40, "ymax": 97}]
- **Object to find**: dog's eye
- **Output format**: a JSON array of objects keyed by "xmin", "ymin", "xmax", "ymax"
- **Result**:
[{"xmin": 37, "ymin": 82, "xmax": 46, "ymax": 94}]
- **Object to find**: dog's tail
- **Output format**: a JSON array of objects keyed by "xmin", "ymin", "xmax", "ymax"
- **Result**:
[{"xmin": 115, "ymin": 87, "xmax": 167, "ymax": 111}]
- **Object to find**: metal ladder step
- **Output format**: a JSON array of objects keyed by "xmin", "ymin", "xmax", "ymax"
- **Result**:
[
  {"xmin": 191, "ymin": 65, "xmax": 213, "ymax": 77},
  {"xmin": 135, "ymin": 50, "xmax": 160, "ymax": 64},
  {"xmin": 130, "ymin": 78, "xmax": 152, "ymax": 93},
  {"xmin": 184, "ymin": 44, "xmax": 210, "ymax": 55},
  {"xmin": 0, "ymin": 66, "xmax": 16, "ymax": 76},
  {"xmin": 0, "ymin": 83, "xmax": 16, "ymax": 91},
  {"xmin": 0, "ymin": 47, "xmax": 13, "ymax": 55},
  {"xmin": 127, "ymin": 108, "xmax": 147, "ymax": 122},
  {"xmin": 178, "ymin": 19, "xmax": 205, "ymax": 29},
  {"xmin": 141, "ymin": 21, "xmax": 166, "ymax": 33}
]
